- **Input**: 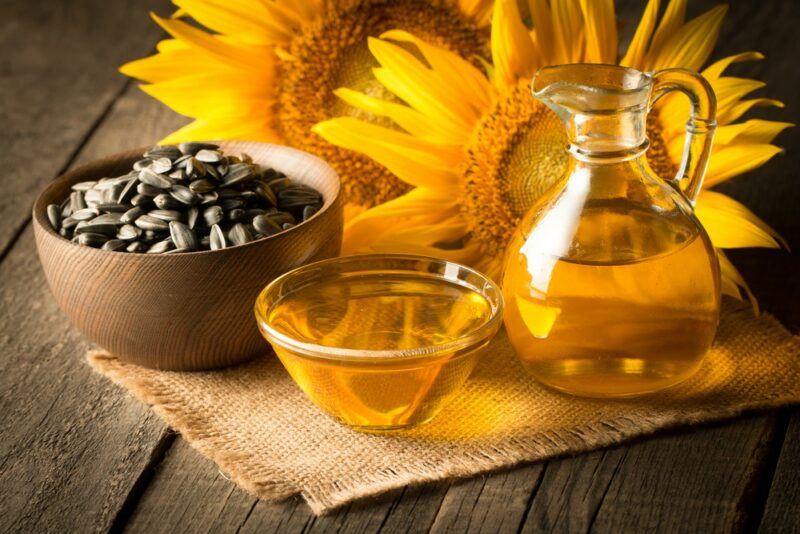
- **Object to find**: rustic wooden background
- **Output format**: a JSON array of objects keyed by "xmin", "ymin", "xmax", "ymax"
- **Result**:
[{"xmin": 0, "ymin": 0, "xmax": 797, "ymax": 532}]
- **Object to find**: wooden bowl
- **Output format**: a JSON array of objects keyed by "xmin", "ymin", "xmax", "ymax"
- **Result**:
[{"xmin": 33, "ymin": 141, "xmax": 343, "ymax": 370}]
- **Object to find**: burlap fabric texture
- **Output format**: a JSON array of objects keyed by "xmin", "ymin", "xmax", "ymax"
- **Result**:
[{"xmin": 89, "ymin": 303, "xmax": 800, "ymax": 515}]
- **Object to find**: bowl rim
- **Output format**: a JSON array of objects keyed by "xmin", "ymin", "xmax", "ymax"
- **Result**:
[
  {"xmin": 32, "ymin": 141, "xmax": 341, "ymax": 258},
  {"xmin": 254, "ymin": 253, "xmax": 505, "ymax": 362}
]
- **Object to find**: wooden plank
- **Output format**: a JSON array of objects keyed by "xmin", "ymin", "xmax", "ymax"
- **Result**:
[
  {"xmin": 759, "ymin": 413, "xmax": 800, "ymax": 533},
  {"xmin": 521, "ymin": 415, "xmax": 780, "ymax": 533},
  {"xmin": 0, "ymin": 86, "xmax": 187, "ymax": 532},
  {"xmin": 0, "ymin": 0, "xmax": 173, "ymax": 257}
]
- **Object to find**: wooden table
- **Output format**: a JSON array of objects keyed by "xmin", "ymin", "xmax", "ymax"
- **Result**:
[{"xmin": 1, "ymin": 1, "xmax": 798, "ymax": 532}]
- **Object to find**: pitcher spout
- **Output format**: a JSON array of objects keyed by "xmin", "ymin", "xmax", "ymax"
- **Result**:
[{"xmin": 532, "ymin": 64, "xmax": 653, "ymax": 155}]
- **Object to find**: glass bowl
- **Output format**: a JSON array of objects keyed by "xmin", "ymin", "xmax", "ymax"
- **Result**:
[{"xmin": 254, "ymin": 254, "xmax": 504, "ymax": 431}]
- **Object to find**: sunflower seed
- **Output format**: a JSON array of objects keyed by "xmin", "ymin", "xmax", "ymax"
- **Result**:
[
  {"xmin": 226, "ymin": 208, "xmax": 244, "ymax": 222},
  {"xmin": 102, "ymin": 239, "xmax": 127, "ymax": 252},
  {"xmin": 178, "ymin": 142, "xmax": 219, "ymax": 156},
  {"xmin": 203, "ymin": 205, "xmax": 224, "ymax": 226},
  {"xmin": 200, "ymin": 235, "xmax": 210, "ymax": 248},
  {"xmin": 215, "ymin": 188, "xmax": 239, "ymax": 199},
  {"xmin": 187, "ymin": 206, "xmax": 199, "ymax": 229},
  {"xmin": 47, "ymin": 204, "xmax": 61, "ymax": 230},
  {"xmin": 133, "ymin": 159, "xmax": 152, "ymax": 171},
  {"xmin": 117, "ymin": 224, "xmax": 141, "ymax": 241},
  {"xmin": 186, "ymin": 157, "xmax": 205, "ymax": 178},
  {"xmin": 90, "ymin": 212, "xmax": 123, "ymax": 225},
  {"xmin": 148, "ymin": 209, "xmax": 182, "ymax": 222},
  {"xmin": 75, "ymin": 223, "xmax": 117, "ymax": 236},
  {"xmin": 253, "ymin": 214, "xmax": 281, "ymax": 236},
  {"xmin": 219, "ymin": 198, "xmax": 245, "ymax": 210},
  {"xmin": 204, "ymin": 162, "xmax": 220, "ymax": 180},
  {"xmin": 267, "ymin": 212, "xmax": 295, "ymax": 226},
  {"xmin": 61, "ymin": 216, "xmax": 79, "ymax": 230},
  {"xmin": 153, "ymin": 193, "xmax": 182, "ymax": 210},
  {"xmin": 131, "ymin": 194, "xmax": 153, "ymax": 207},
  {"xmin": 151, "ymin": 157, "xmax": 173, "ymax": 174},
  {"xmin": 77, "ymin": 233, "xmax": 108, "ymax": 247},
  {"xmin": 120, "ymin": 206, "xmax": 144, "ymax": 224},
  {"xmin": 169, "ymin": 185, "xmax": 199, "ymax": 205},
  {"xmin": 145, "ymin": 145, "xmax": 182, "ymax": 160},
  {"xmin": 267, "ymin": 177, "xmax": 292, "ymax": 193},
  {"xmin": 117, "ymin": 177, "xmax": 138, "ymax": 203},
  {"xmin": 169, "ymin": 221, "xmax": 198, "ymax": 251},
  {"xmin": 134, "ymin": 214, "xmax": 170, "ymax": 231},
  {"xmin": 254, "ymin": 181, "xmax": 277, "ymax": 206},
  {"xmin": 209, "ymin": 224, "xmax": 226, "ymax": 250},
  {"xmin": 168, "ymin": 168, "xmax": 186, "ymax": 181},
  {"xmin": 195, "ymin": 149, "xmax": 221, "ymax": 163},
  {"xmin": 70, "ymin": 191, "xmax": 87, "ymax": 212},
  {"xmin": 71, "ymin": 208, "xmax": 98, "ymax": 221},
  {"xmin": 147, "ymin": 239, "xmax": 175, "ymax": 254},
  {"xmin": 163, "ymin": 247, "xmax": 190, "ymax": 254},
  {"xmin": 303, "ymin": 204, "xmax": 320, "ymax": 221},
  {"xmin": 139, "ymin": 168, "xmax": 172, "ymax": 189},
  {"xmin": 72, "ymin": 181, "xmax": 97, "ymax": 192},
  {"xmin": 142, "ymin": 230, "xmax": 161, "ymax": 243},
  {"xmin": 126, "ymin": 241, "xmax": 148, "ymax": 253},
  {"xmin": 282, "ymin": 223, "xmax": 295, "ymax": 230},
  {"xmin": 223, "ymin": 163, "xmax": 255, "ymax": 186},
  {"xmin": 228, "ymin": 223, "xmax": 252, "ymax": 246},
  {"xmin": 136, "ymin": 182, "xmax": 162, "ymax": 197},
  {"xmin": 173, "ymin": 154, "xmax": 192, "ymax": 168},
  {"xmin": 84, "ymin": 189, "xmax": 103, "ymax": 206},
  {"xmin": 95, "ymin": 203, "xmax": 128, "ymax": 213},
  {"xmin": 200, "ymin": 191, "xmax": 219, "ymax": 205},
  {"xmin": 189, "ymin": 178, "xmax": 215, "ymax": 193}
]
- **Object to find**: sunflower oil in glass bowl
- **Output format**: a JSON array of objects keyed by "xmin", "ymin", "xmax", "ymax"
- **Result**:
[{"xmin": 255, "ymin": 255, "xmax": 503, "ymax": 431}]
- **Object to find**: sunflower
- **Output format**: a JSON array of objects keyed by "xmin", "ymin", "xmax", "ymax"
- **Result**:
[
  {"xmin": 120, "ymin": 0, "xmax": 494, "ymax": 216},
  {"xmin": 313, "ymin": 0, "xmax": 790, "ymax": 304}
]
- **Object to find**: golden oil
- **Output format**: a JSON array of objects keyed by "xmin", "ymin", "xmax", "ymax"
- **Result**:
[
  {"xmin": 503, "ymin": 203, "xmax": 720, "ymax": 398},
  {"xmin": 266, "ymin": 273, "xmax": 495, "ymax": 430}
]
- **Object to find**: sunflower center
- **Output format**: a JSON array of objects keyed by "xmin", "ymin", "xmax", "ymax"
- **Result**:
[
  {"xmin": 461, "ymin": 84, "xmax": 677, "ymax": 257},
  {"xmin": 277, "ymin": 0, "xmax": 489, "ymax": 208}
]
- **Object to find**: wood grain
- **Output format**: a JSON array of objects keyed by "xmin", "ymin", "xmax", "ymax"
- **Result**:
[
  {"xmin": 32, "ymin": 141, "xmax": 343, "ymax": 370},
  {"xmin": 0, "ymin": 84, "xmax": 185, "ymax": 532},
  {"xmin": 0, "ymin": 0, "xmax": 172, "ymax": 258}
]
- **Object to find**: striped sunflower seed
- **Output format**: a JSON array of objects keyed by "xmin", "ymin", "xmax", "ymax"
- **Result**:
[
  {"xmin": 126, "ymin": 241, "xmax": 148, "ymax": 253},
  {"xmin": 147, "ymin": 239, "xmax": 175, "ymax": 254},
  {"xmin": 228, "ymin": 223, "xmax": 253, "ymax": 246},
  {"xmin": 203, "ymin": 205, "xmax": 224, "ymax": 226},
  {"xmin": 169, "ymin": 185, "xmax": 199, "ymax": 205},
  {"xmin": 209, "ymin": 224, "xmax": 226, "ymax": 250},
  {"xmin": 134, "ymin": 214, "xmax": 170, "ymax": 231},
  {"xmin": 138, "ymin": 168, "xmax": 172, "ymax": 189},
  {"xmin": 120, "ymin": 206, "xmax": 144, "ymax": 224},
  {"xmin": 77, "ymin": 232, "xmax": 108, "ymax": 247},
  {"xmin": 153, "ymin": 194, "xmax": 182, "ymax": 210},
  {"xmin": 253, "ymin": 214, "xmax": 281, "ymax": 236},
  {"xmin": 102, "ymin": 239, "xmax": 127, "ymax": 252},
  {"xmin": 47, "ymin": 204, "xmax": 61, "ymax": 230},
  {"xmin": 117, "ymin": 224, "xmax": 141, "ymax": 241},
  {"xmin": 169, "ymin": 221, "xmax": 198, "ymax": 251},
  {"xmin": 178, "ymin": 142, "xmax": 219, "ymax": 156},
  {"xmin": 148, "ymin": 209, "xmax": 183, "ymax": 222}
]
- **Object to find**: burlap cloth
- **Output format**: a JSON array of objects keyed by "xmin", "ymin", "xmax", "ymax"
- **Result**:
[{"xmin": 88, "ymin": 303, "xmax": 800, "ymax": 514}]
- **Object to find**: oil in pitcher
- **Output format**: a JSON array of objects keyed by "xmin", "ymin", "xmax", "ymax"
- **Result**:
[{"xmin": 503, "ymin": 64, "xmax": 721, "ymax": 397}]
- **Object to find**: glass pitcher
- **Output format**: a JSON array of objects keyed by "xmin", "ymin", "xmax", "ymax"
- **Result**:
[{"xmin": 502, "ymin": 64, "xmax": 721, "ymax": 398}]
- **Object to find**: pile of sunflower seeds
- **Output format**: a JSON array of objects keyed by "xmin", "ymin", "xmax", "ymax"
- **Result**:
[{"xmin": 47, "ymin": 143, "xmax": 323, "ymax": 253}]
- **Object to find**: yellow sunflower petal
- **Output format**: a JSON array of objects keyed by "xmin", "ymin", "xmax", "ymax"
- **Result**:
[
  {"xmin": 458, "ymin": 0, "xmax": 495, "ymax": 27},
  {"xmin": 160, "ymin": 118, "xmax": 281, "ymax": 144},
  {"xmin": 551, "ymin": 0, "xmax": 584, "ymax": 64},
  {"xmin": 703, "ymin": 51, "xmax": 764, "ymax": 80},
  {"xmin": 368, "ymin": 37, "xmax": 479, "ymax": 130},
  {"xmin": 528, "ymin": 0, "xmax": 554, "ymax": 64},
  {"xmin": 172, "ymin": 0, "xmax": 285, "ymax": 45},
  {"xmin": 718, "ymin": 98, "xmax": 784, "ymax": 125},
  {"xmin": 380, "ymin": 30, "xmax": 494, "ymax": 113},
  {"xmin": 620, "ymin": 0, "xmax": 659, "ymax": 69},
  {"xmin": 646, "ymin": 0, "xmax": 686, "ymax": 65},
  {"xmin": 695, "ymin": 190, "xmax": 781, "ymax": 249},
  {"xmin": 579, "ymin": 0, "xmax": 617, "ymax": 64},
  {"xmin": 312, "ymin": 118, "xmax": 461, "ymax": 189},
  {"xmin": 150, "ymin": 14, "xmax": 266, "ymax": 70},
  {"xmin": 651, "ymin": 5, "xmax": 727, "ymax": 71},
  {"xmin": 333, "ymin": 88, "xmax": 469, "ymax": 144},
  {"xmin": 702, "ymin": 144, "xmax": 784, "ymax": 187},
  {"xmin": 343, "ymin": 188, "xmax": 461, "ymax": 253},
  {"xmin": 491, "ymin": 0, "xmax": 538, "ymax": 90},
  {"xmin": 713, "ymin": 120, "xmax": 793, "ymax": 147},
  {"xmin": 717, "ymin": 251, "xmax": 759, "ymax": 313},
  {"xmin": 140, "ymin": 73, "xmax": 272, "ymax": 119},
  {"xmin": 121, "ymin": 41, "xmax": 233, "ymax": 83}
]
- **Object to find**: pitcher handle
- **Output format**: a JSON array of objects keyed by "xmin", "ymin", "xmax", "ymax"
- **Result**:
[{"xmin": 649, "ymin": 69, "xmax": 717, "ymax": 204}]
